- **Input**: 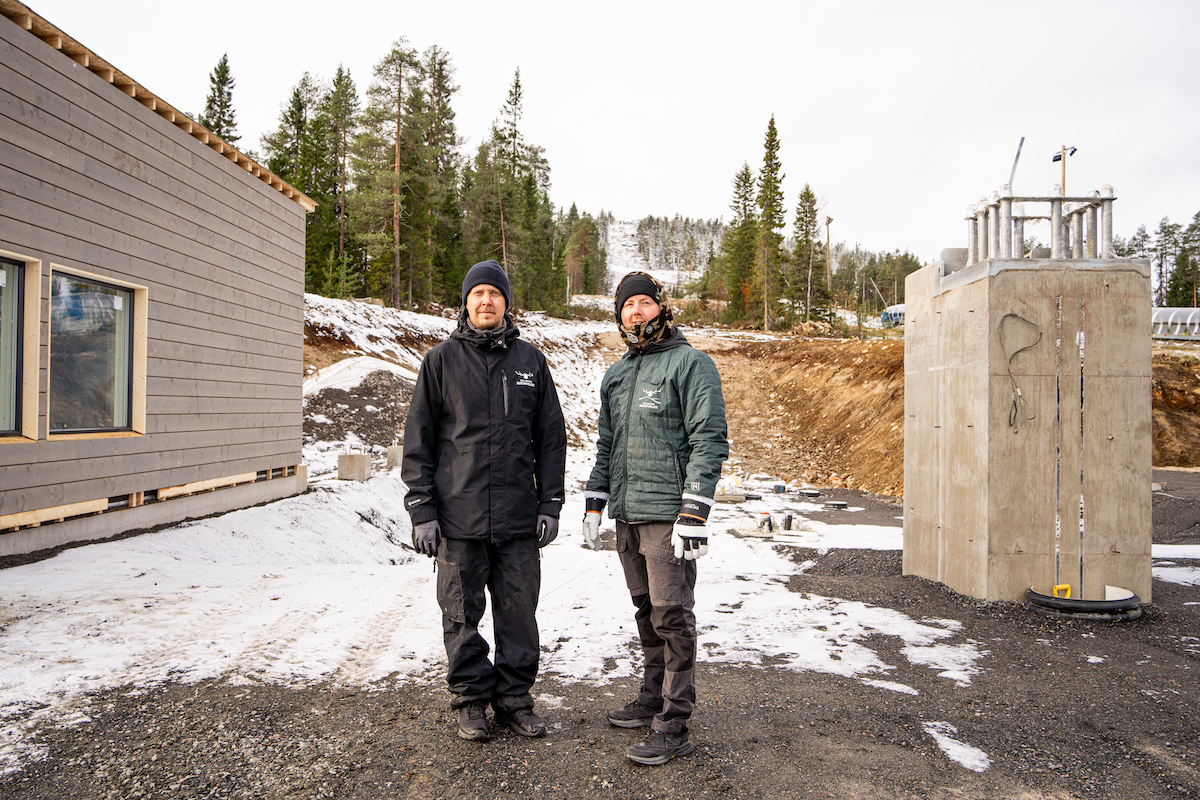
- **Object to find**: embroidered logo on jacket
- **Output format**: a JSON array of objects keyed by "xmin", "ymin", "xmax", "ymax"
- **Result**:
[
  {"xmin": 638, "ymin": 387, "xmax": 662, "ymax": 410},
  {"xmin": 515, "ymin": 370, "xmax": 536, "ymax": 388}
]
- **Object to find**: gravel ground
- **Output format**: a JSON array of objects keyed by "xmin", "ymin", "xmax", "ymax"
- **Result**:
[{"xmin": 2, "ymin": 482, "xmax": 1197, "ymax": 800}]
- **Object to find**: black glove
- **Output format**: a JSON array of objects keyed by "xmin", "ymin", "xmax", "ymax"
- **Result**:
[
  {"xmin": 537, "ymin": 514, "xmax": 559, "ymax": 548},
  {"xmin": 412, "ymin": 520, "xmax": 440, "ymax": 557}
]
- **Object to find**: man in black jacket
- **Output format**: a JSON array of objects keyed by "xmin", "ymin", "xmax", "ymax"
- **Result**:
[{"xmin": 402, "ymin": 260, "xmax": 567, "ymax": 742}]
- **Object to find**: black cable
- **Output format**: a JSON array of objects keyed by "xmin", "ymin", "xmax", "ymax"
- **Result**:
[{"xmin": 1000, "ymin": 313, "xmax": 1042, "ymax": 428}]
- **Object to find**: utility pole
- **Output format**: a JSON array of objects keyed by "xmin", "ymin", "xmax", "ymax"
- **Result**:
[
  {"xmin": 1053, "ymin": 145, "xmax": 1077, "ymax": 194},
  {"xmin": 825, "ymin": 217, "xmax": 833, "ymax": 303}
]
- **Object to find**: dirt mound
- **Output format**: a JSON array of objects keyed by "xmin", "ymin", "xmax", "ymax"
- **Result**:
[
  {"xmin": 695, "ymin": 337, "xmax": 905, "ymax": 497},
  {"xmin": 1152, "ymin": 353, "xmax": 1200, "ymax": 468},
  {"xmin": 699, "ymin": 338, "xmax": 1200, "ymax": 500},
  {"xmin": 304, "ymin": 371, "xmax": 412, "ymax": 449}
]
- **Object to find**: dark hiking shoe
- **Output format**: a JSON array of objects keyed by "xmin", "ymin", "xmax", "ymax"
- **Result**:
[
  {"xmin": 626, "ymin": 729, "xmax": 694, "ymax": 765},
  {"xmin": 494, "ymin": 707, "xmax": 547, "ymax": 737},
  {"xmin": 457, "ymin": 703, "xmax": 490, "ymax": 741},
  {"xmin": 607, "ymin": 700, "xmax": 660, "ymax": 728}
]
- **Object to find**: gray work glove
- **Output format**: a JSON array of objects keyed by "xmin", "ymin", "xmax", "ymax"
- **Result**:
[
  {"xmin": 582, "ymin": 512, "xmax": 602, "ymax": 551},
  {"xmin": 537, "ymin": 514, "xmax": 559, "ymax": 548},
  {"xmin": 412, "ymin": 520, "xmax": 440, "ymax": 557},
  {"xmin": 582, "ymin": 493, "xmax": 607, "ymax": 551}
]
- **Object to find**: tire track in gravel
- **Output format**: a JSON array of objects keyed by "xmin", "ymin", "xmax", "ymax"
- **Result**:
[{"xmin": 331, "ymin": 593, "xmax": 424, "ymax": 686}]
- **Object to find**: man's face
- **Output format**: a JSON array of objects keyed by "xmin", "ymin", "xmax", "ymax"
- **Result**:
[
  {"xmin": 620, "ymin": 294, "xmax": 661, "ymax": 328},
  {"xmin": 466, "ymin": 284, "xmax": 506, "ymax": 329}
]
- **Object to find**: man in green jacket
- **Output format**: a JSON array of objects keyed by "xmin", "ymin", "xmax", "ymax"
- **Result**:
[{"xmin": 583, "ymin": 272, "xmax": 728, "ymax": 765}]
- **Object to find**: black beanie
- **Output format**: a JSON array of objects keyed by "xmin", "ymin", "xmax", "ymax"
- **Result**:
[
  {"xmin": 614, "ymin": 272, "xmax": 661, "ymax": 321},
  {"xmin": 462, "ymin": 260, "xmax": 511, "ymax": 309}
]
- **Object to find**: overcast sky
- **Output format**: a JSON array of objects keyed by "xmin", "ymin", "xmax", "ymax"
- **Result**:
[{"xmin": 27, "ymin": 0, "xmax": 1200, "ymax": 262}]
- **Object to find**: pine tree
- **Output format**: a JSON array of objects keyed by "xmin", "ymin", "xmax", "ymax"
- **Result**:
[
  {"xmin": 1128, "ymin": 225, "xmax": 1151, "ymax": 258},
  {"xmin": 1164, "ymin": 211, "xmax": 1200, "ymax": 307},
  {"xmin": 564, "ymin": 217, "xmax": 601, "ymax": 294},
  {"xmin": 1153, "ymin": 217, "xmax": 1184, "ymax": 306},
  {"xmin": 199, "ymin": 54, "xmax": 239, "ymax": 143},
  {"xmin": 754, "ymin": 116, "xmax": 785, "ymax": 329},
  {"xmin": 351, "ymin": 39, "xmax": 422, "ymax": 307}
]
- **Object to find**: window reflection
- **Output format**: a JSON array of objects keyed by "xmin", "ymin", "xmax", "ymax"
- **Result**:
[{"xmin": 50, "ymin": 273, "xmax": 132, "ymax": 432}]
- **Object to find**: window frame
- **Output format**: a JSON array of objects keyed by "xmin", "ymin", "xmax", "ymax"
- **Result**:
[
  {"xmin": 0, "ymin": 249, "xmax": 42, "ymax": 443},
  {"xmin": 46, "ymin": 265, "xmax": 147, "ymax": 440}
]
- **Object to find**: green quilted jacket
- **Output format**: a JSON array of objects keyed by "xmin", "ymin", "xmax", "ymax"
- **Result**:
[{"xmin": 587, "ymin": 331, "xmax": 729, "ymax": 522}]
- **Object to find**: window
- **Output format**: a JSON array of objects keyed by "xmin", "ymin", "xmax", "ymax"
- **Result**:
[
  {"xmin": 0, "ymin": 257, "xmax": 21, "ymax": 435},
  {"xmin": 49, "ymin": 270, "xmax": 144, "ymax": 433}
]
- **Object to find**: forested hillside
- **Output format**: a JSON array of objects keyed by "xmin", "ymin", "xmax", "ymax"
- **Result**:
[
  {"xmin": 200, "ymin": 41, "xmax": 1198, "ymax": 327},
  {"xmin": 205, "ymin": 42, "xmax": 608, "ymax": 313}
]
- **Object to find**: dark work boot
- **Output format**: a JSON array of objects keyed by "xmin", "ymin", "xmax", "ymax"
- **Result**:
[
  {"xmin": 626, "ymin": 729, "xmax": 694, "ymax": 765},
  {"xmin": 607, "ymin": 700, "xmax": 660, "ymax": 728},
  {"xmin": 493, "ymin": 706, "xmax": 547, "ymax": 737},
  {"xmin": 457, "ymin": 702, "xmax": 490, "ymax": 741}
]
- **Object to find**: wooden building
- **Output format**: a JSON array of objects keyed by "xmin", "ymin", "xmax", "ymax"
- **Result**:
[{"xmin": 0, "ymin": 0, "xmax": 314, "ymax": 556}]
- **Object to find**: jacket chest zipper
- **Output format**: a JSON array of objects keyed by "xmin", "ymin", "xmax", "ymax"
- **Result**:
[
  {"xmin": 502, "ymin": 371, "xmax": 510, "ymax": 417},
  {"xmin": 619, "ymin": 355, "xmax": 642, "ymax": 496}
]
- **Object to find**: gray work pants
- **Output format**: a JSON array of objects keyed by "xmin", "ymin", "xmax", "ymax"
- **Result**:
[{"xmin": 615, "ymin": 520, "xmax": 697, "ymax": 735}]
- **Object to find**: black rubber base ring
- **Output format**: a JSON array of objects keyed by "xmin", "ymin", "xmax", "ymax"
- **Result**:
[
  {"xmin": 1025, "ymin": 603, "xmax": 1143, "ymax": 622},
  {"xmin": 1024, "ymin": 588, "xmax": 1141, "ymax": 614}
]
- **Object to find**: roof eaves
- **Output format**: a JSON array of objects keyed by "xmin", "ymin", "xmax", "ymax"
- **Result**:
[{"xmin": 0, "ymin": 0, "xmax": 316, "ymax": 213}]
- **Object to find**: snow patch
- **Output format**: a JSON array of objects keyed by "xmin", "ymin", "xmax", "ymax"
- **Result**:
[{"xmin": 923, "ymin": 721, "xmax": 992, "ymax": 772}]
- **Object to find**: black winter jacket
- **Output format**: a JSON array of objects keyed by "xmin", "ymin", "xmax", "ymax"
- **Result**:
[{"xmin": 401, "ymin": 315, "xmax": 567, "ymax": 542}]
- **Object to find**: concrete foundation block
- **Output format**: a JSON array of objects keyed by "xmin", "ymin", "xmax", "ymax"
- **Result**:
[
  {"xmin": 903, "ymin": 257, "xmax": 1153, "ymax": 602},
  {"xmin": 386, "ymin": 446, "xmax": 403, "ymax": 468},
  {"xmin": 338, "ymin": 454, "xmax": 372, "ymax": 481}
]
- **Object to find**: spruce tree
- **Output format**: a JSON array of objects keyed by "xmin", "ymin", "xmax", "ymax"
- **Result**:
[
  {"xmin": 720, "ymin": 163, "xmax": 758, "ymax": 321},
  {"xmin": 262, "ymin": 73, "xmax": 343, "ymax": 293},
  {"xmin": 323, "ymin": 67, "xmax": 360, "ymax": 264},
  {"xmin": 199, "ymin": 54, "xmax": 239, "ymax": 143},
  {"xmin": 792, "ymin": 183, "xmax": 824, "ymax": 323},
  {"xmin": 421, "ymin": 46, "xmax": 466, "ymax": 306},
  {"xmin": 754, "ymin": 116, "xmax": 785, "ymax": 329}
]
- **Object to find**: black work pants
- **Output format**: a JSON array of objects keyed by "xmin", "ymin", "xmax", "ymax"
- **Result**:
[
  {"xmin": 436, "ymin": 536, "xmax": 541, "ymax": 712},
  {"xmin": 615, "ymin": 520, "xmax": 698, "ymax": 735}
]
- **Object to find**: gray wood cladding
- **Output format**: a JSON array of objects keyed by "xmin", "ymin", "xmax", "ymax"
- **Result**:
[{"xmin": 0, "ymin": 17, "xmax": 307, "ymax": 514}]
